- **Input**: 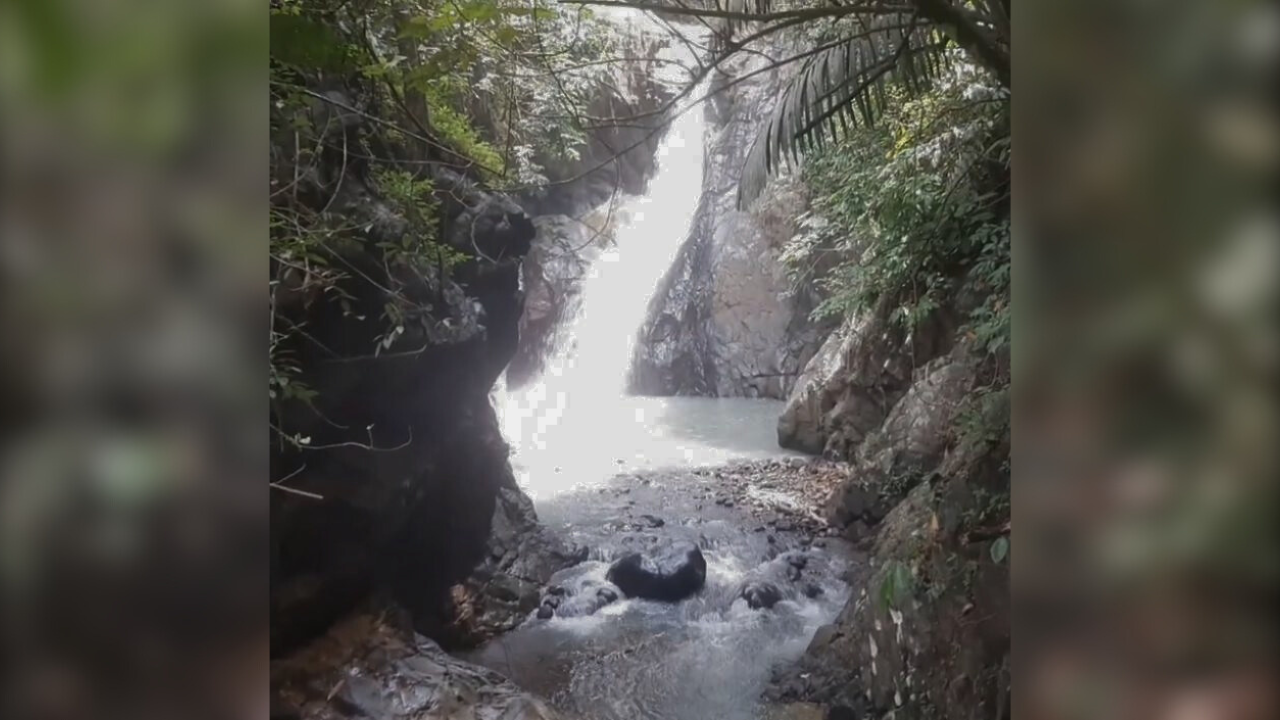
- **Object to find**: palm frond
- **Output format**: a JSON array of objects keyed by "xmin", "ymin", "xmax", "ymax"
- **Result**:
[{"xmin": 737, "ymin": 13, "xmax": 950, "ymax": 207}]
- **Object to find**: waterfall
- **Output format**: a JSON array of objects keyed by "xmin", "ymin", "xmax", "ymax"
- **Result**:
[{"xmin": 497, "ymin": 98, "xmax": 707, "ymax": 495}]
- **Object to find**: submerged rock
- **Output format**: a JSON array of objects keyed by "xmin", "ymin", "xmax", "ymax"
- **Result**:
[
  {"xmin": 741, "ymin": 581, "xmax": 784, "ymax": 610},
  {"xmin": 606, "ymin": 542, "xmax": 707, "ymax": 602},
  {"xmin": 537, "ymin": 579, "xmax": 622, "ymax": 618}
]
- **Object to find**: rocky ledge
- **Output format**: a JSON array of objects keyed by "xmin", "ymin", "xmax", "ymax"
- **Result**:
[
  {"xmin": 766, "ymin": 438, "xmax": 1011, "ymax": 720},
  {"xmin": 271, "ymin": 610, "xmax": 567, "ymax": 720}
]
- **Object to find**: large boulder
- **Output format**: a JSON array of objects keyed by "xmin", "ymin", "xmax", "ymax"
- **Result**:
[
  {"xmin": 776, "ymin": 315, "xmax": 867, "ymax": 454},
  {"xmin": 606, "ymin": 541, "xmax": 707, "ymax": 602},
  {"xmin": 776, "ymin": 292, "xmax": 956, "ymax": 457},
  {"xmin": 824, "ymin": 350, "xmax": 978, "ymax": 537}
]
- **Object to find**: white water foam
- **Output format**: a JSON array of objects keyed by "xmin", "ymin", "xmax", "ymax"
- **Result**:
[{"xmin": 496, "ymin": 94, "xmax": 710, "ymax": 498}]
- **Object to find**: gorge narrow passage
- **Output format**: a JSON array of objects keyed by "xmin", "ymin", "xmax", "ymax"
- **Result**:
[{"xmin": 479, "ymin": 96, "xmax": 854, "ymax": 720}]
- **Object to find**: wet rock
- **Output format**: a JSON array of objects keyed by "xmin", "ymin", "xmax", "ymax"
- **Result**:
[
  {"xmin": 536, "ymin": 604, "xmax": 555, "ymax": 620},
  {"xmin": 272, "ymin": 612, "xmax": 564, "ymax": 720},
  {"xmin": 786, "ymin": 553, "xmax": 809, "ymax": 570},
  {"xmin": 628, "ymin": 47, "xmax": 825, "ymax": 400},
  {"xmin": 558, "ymin": 581, "xmax": 623, "ymax": 617},
  {"xmin": 606, "ymin": 542, "xmax": 707, "ymax": 602},
  {"xmin": 441, "ymin": 486, "xmax": 587, "ymax": 644},
  {"xmin": 786, "ymin": 565, "xmax": 803, "ymax": 582},
  {"xmin": 808, "ymin": 624, "xmax": 840, "ymax": 651},
  {"xmin": 741, "ymin": 581, "xmax": 783, "ymax": 610},
  {"xmin": 639, "ymin": 514, "xmax": 666, "ymax": 528},
  {"xmin": 535, "ymin": 574, "xmax": 622, "ymax": 618},
  {"xmin": 771, "ymin": 438, "xmax": 1010, "ymax": 720},
  {"xmin": 804, "ymin": 583, "xmax": 824, "ymax": 599}
]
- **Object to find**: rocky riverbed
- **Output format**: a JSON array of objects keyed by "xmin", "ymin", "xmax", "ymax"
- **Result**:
[
  {"xmin": 271, "ymin": 457, "xmax": 867, "ymax": 720},
  {"xmin": 459, "ymin": 457, "xmax": 864, "ymax": 720}
]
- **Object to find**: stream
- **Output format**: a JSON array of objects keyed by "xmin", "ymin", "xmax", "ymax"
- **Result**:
[{"xmin": 479, "ymin": 85, "xmax": 852, "ymax": 720}]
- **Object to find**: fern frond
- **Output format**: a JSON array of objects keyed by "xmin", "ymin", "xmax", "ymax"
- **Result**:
[{"xmin": 737, "ymin": 13, "xmax": 952, "ymax": 207}]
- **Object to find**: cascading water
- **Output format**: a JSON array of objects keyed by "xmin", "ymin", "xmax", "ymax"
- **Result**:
[
  {"xmin": 500, "ymin": 96, "xmax": 704, "ymax": 434},
  {"xmin": 496, "ymin": 92, "xmax": 797, "ymax": 500},
  {"xmin": 480, "ymin": 27, "xmax": 849, "ymax": 720}
]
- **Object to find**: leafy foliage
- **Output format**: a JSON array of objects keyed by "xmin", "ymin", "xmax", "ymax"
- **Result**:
[
  {"xmin": 267, "ymin": 0, "xmax": 626, "ymax": 415},
  {"xmin": 271, "ymin": 0, "xmax": 619, "ymax": 186},
  {"xmin": 785, "ymin": 59, "xmax": 1009, "ymax": 349},
  {"xmin": 729, "ymin": 0, "xmax": 1011, "ymax": 205},
  {"xmin": 879, "ymin": 559, "xmax": 917, "ymax": 611},
  {"xmin": 989, "ymin": 536, "xmax": 1009, "ymax": 564}
]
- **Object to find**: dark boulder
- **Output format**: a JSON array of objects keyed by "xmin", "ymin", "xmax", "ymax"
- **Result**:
[
  {"xmin": 606, "ymin": 542, "xmax": 707, "ymax": 602},
  {"xmin": 741, "ymin": 581, "xmax": 783, "ymax": 610}
]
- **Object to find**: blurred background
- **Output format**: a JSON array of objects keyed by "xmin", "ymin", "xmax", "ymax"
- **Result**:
[
  {"xmin": 0, "ymin": 0, "xmax": 1274, "ymax": 719},
  {"xmin": 0, "ymin": 0, "xmax": 267, "ymax": 717},
  {"xmin": 1018, "ymin": 1, "xmax": 1277, "ymax": 719}
]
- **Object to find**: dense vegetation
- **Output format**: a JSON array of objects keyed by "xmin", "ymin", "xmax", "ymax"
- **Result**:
[
  {"xmin": 786, "ymin": 57, "xmax": 1010, "ymax": 357},
  {"xmin": 269, "ymin": 0, "xmax": 1012, "ymax": 466},
  {"xmin": 268, "ymin": 0, "xmax": 632, "ymax": 441}
]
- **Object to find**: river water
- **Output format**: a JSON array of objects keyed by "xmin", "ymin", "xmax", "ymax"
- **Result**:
[{"xmin": 484, "ymin": 77, "xmax": 847, "ymax": 720}]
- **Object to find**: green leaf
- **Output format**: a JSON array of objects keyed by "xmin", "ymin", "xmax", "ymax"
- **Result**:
[
  {"xmin": 878, "ymin": 560, "xmax": 915, "ymax": 610},
  {"xmin": 990, "ymin": 537, "xmax": 1009, "ymax": 564}
]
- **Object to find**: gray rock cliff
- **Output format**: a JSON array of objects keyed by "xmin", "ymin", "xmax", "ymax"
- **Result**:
[{"xmin": 629, "ymin": 47, "xmax": 826, "ymax": 399}]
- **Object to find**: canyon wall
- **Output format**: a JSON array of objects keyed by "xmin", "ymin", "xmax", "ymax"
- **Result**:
[{"xmin": 629, "ymin": 47, "xmax": 827, "ymax": 399}]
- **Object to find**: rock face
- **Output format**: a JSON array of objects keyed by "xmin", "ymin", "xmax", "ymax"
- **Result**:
[
  {"xmin": 508, "ymin": 24, "xmax": 680, "ymax": 386},
  {"xmin": 768, "ymin": 438, "xmax": 1010, "ymax": 720},
  {"xmin": 520, "ymin": 30, "xmax": 677, "ymax": 218},
  {"xmin": 507, "ymin": 213, "xmax": 609, "ymax": 386},
  {"xmin": 606, "ymin": 541, "xmax": 708, "ymax": 602},
  {"xmin": 269, "ymin": 105, "xmax": 579, "ymax": 655},
  {"xmin": 777, "ymin": 296, "xmax": 958, "ymax": 458},
  {"xmin": 436, "ymin": 486, "xmax": 589, "ymax": 645},
  {"xmin": 823, "ymin": 350, "xmax": 978, "ymax": 540},
  {"xmin": 272, "ymin": 611, "xmax": 565, "ymax": 720},
  {"xmin": 629, "ymin": 46, "xmax": 826, "ymax": 399}
]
